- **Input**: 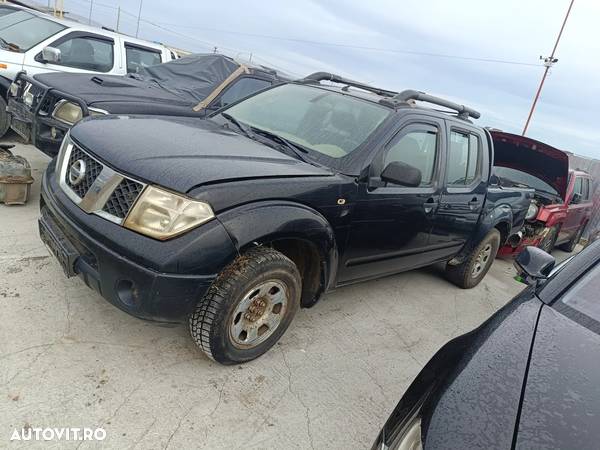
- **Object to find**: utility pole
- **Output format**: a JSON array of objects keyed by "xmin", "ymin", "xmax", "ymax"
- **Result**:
[
  {"xmin": 135, "ymin": 0, "xmax": 144, "ymax": 38},
  {"xmin": 88, "ymin": 0, "xmax": 93, "ymax": 25},
  {"xmin": 116, "ymin": 6, "xmax": 121, "ymax": 32},
  {"xmin": 522, "ymin": 0, "xmax": 575, "ymax": 136}
]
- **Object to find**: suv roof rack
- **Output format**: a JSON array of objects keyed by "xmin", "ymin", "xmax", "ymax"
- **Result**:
[
  {"xmin": 301, "ymin": 72, "xmax": 398, "ymax": 97},
  {"xmin": 394, "ymin": 90, "xmax": 481, "ymax": 120}
]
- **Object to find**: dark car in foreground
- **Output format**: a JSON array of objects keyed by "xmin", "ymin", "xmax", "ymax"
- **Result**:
[
  {"xmin": 7, "ymin": 53, "xmax": 287, "ymax": 156},
  {"xmin": 373, "ymin": 241, "xmax": 600, "ymax": 450},
  {"xmin": 38, "ymin": 73, "xmax": 533, "ymax": 364}
]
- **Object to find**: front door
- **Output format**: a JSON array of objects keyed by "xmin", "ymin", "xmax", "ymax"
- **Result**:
[
  {"xmin": 339, "ymin": 118, "xmax": 444, "ymax": 284},
  {"xmin": 429, "ymin": 125, "xmax": 488, "ymax": 259}
]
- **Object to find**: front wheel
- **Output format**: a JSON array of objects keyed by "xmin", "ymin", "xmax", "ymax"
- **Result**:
[
  {"xmin": 559, "ymin": 225, "xmax": 584, "ymax": 253},
  {"xmin": 445, "ymin": 229, "xmax": 500, "ymax": 289},
  {"xmin": 189, "ymin": 246, "xmax": 301, "ymax": 365},
  {"xmin": 0, "ymin": 97, "xmax": 10, "ymax": 139}
]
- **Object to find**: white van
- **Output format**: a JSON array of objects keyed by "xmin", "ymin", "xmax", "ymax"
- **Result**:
[{"xmin": 0, "ymin": 4, "xmax": 175, "ymax": 136}]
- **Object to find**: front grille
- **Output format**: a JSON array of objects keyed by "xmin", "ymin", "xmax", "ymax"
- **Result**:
[
  {"xmin": 102, "ymin": 178, "xmax": 144, "ymax": 219},
  {"xmin": 65, "ymin": 145, "xmax": 103, "ymax": 199},
  {"xmin": 59, "ymin": 141, "xmax": 146, "ymax": 224},
  {"xmin": 28, "ymin": 83, "xmax": 45, "ymax": 110},
  {"xmin": 38, "ymin": 93, "xmax": 56, "ymax": 114}
]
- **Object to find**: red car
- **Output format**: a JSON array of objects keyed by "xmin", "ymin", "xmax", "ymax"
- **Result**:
[{"xmin": 492, "ymin": 131, "xmax": 594, "ymax": 256}]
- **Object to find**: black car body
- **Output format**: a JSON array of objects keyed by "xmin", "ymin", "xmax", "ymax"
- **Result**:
[
  {"xmin": 38, "ymin": 74, "xmax": 534, "ymax": 363},
  {"xmin": 373, "ymin": 241, "xmax": 600, "ymax": 450},
  {"xmin": 7, "ymin": 53, "xmax": 288, "ymax": 156}
]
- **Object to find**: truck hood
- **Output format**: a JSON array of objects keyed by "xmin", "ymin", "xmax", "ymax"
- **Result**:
[
  {"xmin": 69, "ymin": 115, "xmax": 332, "ymax": 193},
  {"xmin": 491, "ymin": 131, "xmax": 569, "ymax": 199},
  {"xmin": 34, "ymin": 72, "xmax": 191, "ymax": 107}
]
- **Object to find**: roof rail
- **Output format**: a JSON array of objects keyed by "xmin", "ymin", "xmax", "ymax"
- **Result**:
[
  {"xmin": 394, "ymin": 90, "xmax": 481, "ymax": 120},
  {"xmin": 301, "ymin": 72, "xmax": 398, "ymax": 97}
]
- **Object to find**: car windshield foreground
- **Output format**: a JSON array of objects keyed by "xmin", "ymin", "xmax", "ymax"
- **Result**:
[
  {"xmin": 39, "ymin": 73, "xmax": 534, "ymax": 365},
  {"xmin": 373, "ymin": 242, "xmax": 600, "ymax": 450},
  {"xmin": 221, "ymin": 83, "xmax": 391, "ymax": 168}
]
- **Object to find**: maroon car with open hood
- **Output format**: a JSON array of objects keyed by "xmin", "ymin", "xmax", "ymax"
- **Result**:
[{"xmin": 492, "ymin": 131, "xmax": 594, "ymax": 255}]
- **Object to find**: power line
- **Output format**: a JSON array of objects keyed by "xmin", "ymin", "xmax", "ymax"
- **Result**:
[{"xmin": 151, "ymin": 22, "xmax": 543, "ymax": 68}]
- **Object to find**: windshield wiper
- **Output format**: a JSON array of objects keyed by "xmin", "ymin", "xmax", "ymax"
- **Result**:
[
  {"xmin": 0, "ymin": 37, "xmax": 19, "ymax": 52},
  {"xmin": 220, "ymin": 112, "xmax": 255, "ymax": 139},
  {"xmin": 249, "ymin": 127, "xmax": 319, "ymax": 166}
]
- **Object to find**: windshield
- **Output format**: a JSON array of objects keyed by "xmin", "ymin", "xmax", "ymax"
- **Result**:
[
  {"xmin": 221, "ymin": 83, "xmax": 391, "ymax": 168},
  {"xmin": 0, "ymin": 11, "xmax": 65, "ymax": 52},
  {"xmin": 494, "ymin": 166, "xmax": 560, "ymax": 197}
]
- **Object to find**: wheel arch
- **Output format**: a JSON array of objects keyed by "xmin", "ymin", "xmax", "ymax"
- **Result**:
[{"xmin": 217, "ymin": 201, "xmax": 338, "ymax": 307}]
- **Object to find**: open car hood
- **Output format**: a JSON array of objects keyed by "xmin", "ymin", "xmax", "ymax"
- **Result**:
[{"xmin": 491, "ymin": 131, "xmax": 569, "ymax": 200}]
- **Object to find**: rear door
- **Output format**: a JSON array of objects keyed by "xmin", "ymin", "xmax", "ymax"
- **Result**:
[
  {"xmin": 428, "ymin": 123, "xmax": 488, "ymax": 258},
  {"xmin": 339, "ymin": 116, "xmax": 445, "ymax": 283},
  {"xmin": 560, "ymin": 175, "xmax": 591, "ymax": 242}
]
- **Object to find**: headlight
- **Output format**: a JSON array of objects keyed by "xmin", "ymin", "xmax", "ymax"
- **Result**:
[
  {"xmin": 123, "ymin": 185, "xmax": 215, "ymax": 240},
  {"xmin": 23, "ymin": 83, "xmax": 34, "ymax": 107},
  {"xmin": 525, "ymin": 202, "xmax": 539, "ymax": 221},
  {"xmin": 52, "ymin": 100, "xmax": 106, "ymax": 125},
  {"xmin": 52, "ymin": 101, "xmax": 83, "ymax": 124},
  {"xmin": 8, "ymin": 82, "xmax": 18, "ymax": 97}
]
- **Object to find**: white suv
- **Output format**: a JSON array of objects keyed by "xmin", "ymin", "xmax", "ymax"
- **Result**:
[{"xmin": 0, "ymin": 4, "xmax": 175, "ymax": 136}]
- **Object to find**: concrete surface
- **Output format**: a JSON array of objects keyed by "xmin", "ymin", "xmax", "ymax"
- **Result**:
[{"xmin": 0, "ymin": 137, "xmax": 571, "ymax": 449}]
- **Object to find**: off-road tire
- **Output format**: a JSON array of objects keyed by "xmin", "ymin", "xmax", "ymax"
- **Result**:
[
  {"xmin": 189, "ymin": 246, "xmax": 301, "ymax": 365},
  {"xmin": 445, "ymin": 229, "xmax": 501, "ymax": 289},
  {"xmin": 538, "ymin": 225, "xmax": 559, "ymax": 254},
  {"xmin": 559, "ymin": 225, "xmax": 584, "ymax": 253},
  {"xmin": 0, "ymin": 97, "xmax": 10, "ymax": 139}
]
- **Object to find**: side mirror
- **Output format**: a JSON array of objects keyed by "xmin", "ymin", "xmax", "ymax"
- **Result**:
[
  {"xmin": 41, "ymin": 46, "xmax": 61, "ymax": 64},
  {"xmin": 514, "ymin": 246, "xmax": 556, "ymax": 285},
  {"xmin": 380, "ymin": 161, "xmax": 422, "ymax": 187},
  {"xmin": 571, "ymin": 192, "xmax": 582, "ymax": 205}
]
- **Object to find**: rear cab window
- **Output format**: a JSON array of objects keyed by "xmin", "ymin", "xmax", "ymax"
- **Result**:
[{"xmin": 125, "ymin": 44, "xmax": 162, "ymax": 73}]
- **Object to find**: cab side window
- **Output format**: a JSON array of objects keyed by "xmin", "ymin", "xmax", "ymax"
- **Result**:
[
  {"xmin": 383, "ymin": 125, "xmax": 438, "ymax": 185},
  {"xmin": 215, "ymin": 78, "xmax": 271, "ymax": 108},
  {"xmin": 52, "ymin": 36, "xmax": 114, "ymax": 72},
  {"xmin": 125, "ymin": 45, "xmax": 162, "ymax": 73},
  {"xmin": 572, "ymin": 177, "xmax": 583, "ymax": 203},
  {"xmin": 447, "ymin": 131, "xmax": 481, "ymax": 186}
]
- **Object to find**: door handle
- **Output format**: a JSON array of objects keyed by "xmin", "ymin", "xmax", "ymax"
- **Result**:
[
  {"xmin": 423, "ymin": 197, "xmax": 438, "ymax": 214},
  {"xmin": 468, "ymin": 197, "xmax": 480, "ymax": 210}
]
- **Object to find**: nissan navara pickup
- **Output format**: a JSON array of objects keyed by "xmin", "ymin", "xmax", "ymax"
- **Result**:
[{"xmin": 39, "ymin": 73, "xmax": 534, "ymax": 364}]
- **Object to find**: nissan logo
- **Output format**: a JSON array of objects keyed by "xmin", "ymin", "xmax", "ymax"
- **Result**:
[{"xmin": 69, "ymin": 159, "xmax": 86, "ymax": 186}]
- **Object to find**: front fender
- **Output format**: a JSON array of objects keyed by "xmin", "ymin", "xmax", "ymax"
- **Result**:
[{"xmin": 217, "ymin": 200, "xmax": 338, "ymax": 291}]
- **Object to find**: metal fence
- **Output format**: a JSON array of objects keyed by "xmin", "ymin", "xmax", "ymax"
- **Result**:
[{"xmin": 568, "ymin": 154, "xmax": 600, "ymax": 239}]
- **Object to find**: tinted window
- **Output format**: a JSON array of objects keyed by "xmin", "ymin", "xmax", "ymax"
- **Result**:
[
  {"xmin": 556, "ymin": 264, "xmax": 600, "ymax": 332},
  {"xmin": 217, "ymin": 78, "xmax": 271, "ymax": 108},
  {"xmin": 0, "ymin": 11, "xmax": 65, "ymax": 52},
  {"xmin": 582, "ymin": 179, "xmax": 590, "ymax": 200},
  {"xmin": 223, "ymin": 84, "xmax": 390, "ymax": 160},
  {"xmin": 447, "ymin": 130, "xmax": 480, "ymax": 185},
  {"xmin": 52, "ymin": 37, "xmax": 114, "ymax": 72},
  {"xmin": 384, "ymin": 126, "xmax": 438, "ymax": 185},
  {"xmin": 126, "ymin": 45, "xmax": 162, "ymax": 73}
]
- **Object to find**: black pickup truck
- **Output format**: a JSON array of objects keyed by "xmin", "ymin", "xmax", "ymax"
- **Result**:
[
  {"xmin": 7, "ymin": 54, "xmax": 287, "ymax": 156},
  {"xmin": 39, "ymin": 73, "xmax": 534, "ymax": 364}
]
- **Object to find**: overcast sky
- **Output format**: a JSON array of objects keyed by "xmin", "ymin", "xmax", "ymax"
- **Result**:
[{"xmin": 60, "ymin": 0, "xmax": 599, "ymax": 159}]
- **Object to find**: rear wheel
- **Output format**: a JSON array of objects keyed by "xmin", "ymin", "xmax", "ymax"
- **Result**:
[
  {"xmin": 189, "ymin": 246, "xmax": 301, "ymax": 365},
  {"xmin": 0, "ymin": 97, "xmax": 10, "ymax": 139},
  {"xmin": 445, "ymin": 229, "xmax": 500, "ymax": 289},
  {"xmin": 559, "ymin": 225, "xmax": 584, "ymax": 253},
  {"xmin": 538, "ymin": 225, "xmax": 559, "ymax": 254}
]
